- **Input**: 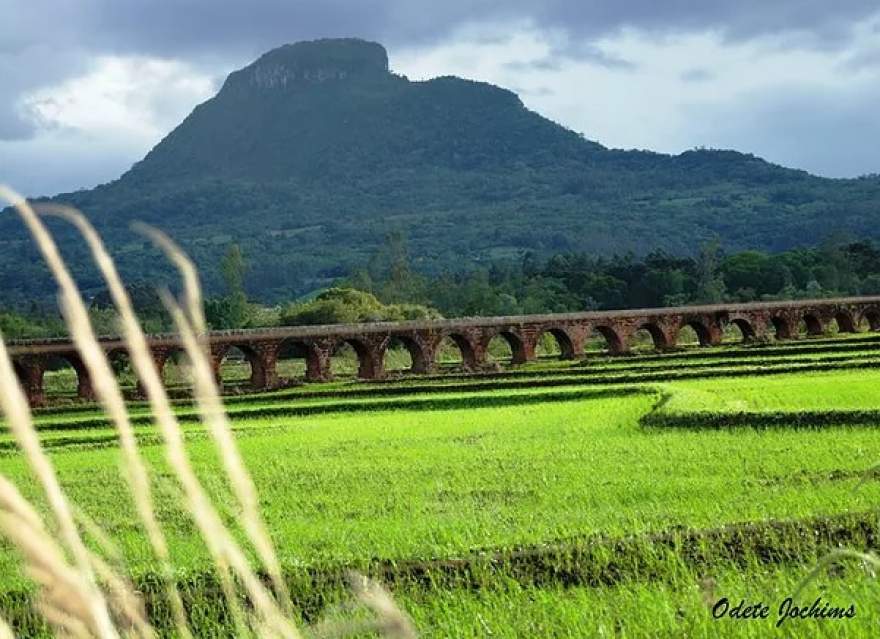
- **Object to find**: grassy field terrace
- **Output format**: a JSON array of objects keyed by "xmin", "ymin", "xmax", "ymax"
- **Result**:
[{"xmin": 1, "ymin": 331, "xmax": 879, "ymax": 636}]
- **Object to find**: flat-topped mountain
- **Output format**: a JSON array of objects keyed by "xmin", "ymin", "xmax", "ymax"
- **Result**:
[
  {"xmin": 2, "ymin": 38, "xmax": 879, "ymax": 303},
  {"xmin": 124, "ymin": 38, "xmax": 600, "ymax": 184}
]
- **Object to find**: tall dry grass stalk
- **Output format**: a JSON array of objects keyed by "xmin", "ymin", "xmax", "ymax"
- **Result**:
[
  {"xmin": 141, "ymin": 225, "xmax": 292, "ymax": 613},
  {"xmin": 130, "ymin": 222, "xmax": 206, "ymax": 335},
  {"xmin": 0, "ymin": 475, "xmax": 120, "ymax": 638},
  {"xmin": 0, "ymin": 185, "xmax": 414, "ymax": 638},
  {"xmin": 0, "ymin": 616, "xmax": 13, "ymax": 639},
  {"xmin": 0, "ymin": 186, "xmax": 118, "ymax": 638},
  {"xmin": 22, "ymin": 198, "xmax": 193, "ymax": 639},
  {"xmin": 42, "ymin": 205, "xmax": 299, "ymax": 637}
]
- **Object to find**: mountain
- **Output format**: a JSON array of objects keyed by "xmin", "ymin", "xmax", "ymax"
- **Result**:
[{"xmin": 2, "ymin": 37, "xmax": 879, "ymax": 304}]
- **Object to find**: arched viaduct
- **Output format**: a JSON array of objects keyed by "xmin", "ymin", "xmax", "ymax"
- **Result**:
[{"xmin": 7, "ymin": 296, "xmax": 880, "ymax": 406}]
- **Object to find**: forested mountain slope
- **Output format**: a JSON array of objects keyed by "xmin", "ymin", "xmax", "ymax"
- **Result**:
[{"xmin": 2, "ymin": 38, "xmax": 878, "ymax": 304}]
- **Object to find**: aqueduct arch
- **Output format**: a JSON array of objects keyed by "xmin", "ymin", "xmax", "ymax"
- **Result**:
[
  {"xmin": 7, "ymin": 295, "xmax": 880, "ymax": 406},
  {"xmin": 771, "ymin": 316, "xmax": 794, "ymax": 340},
  {"xmin": 11, "ymin": 361, "xmax": 27, "ymax": 389},
  {"xmin": 484, "ymin": 329, "xmax": 528, "ymax": 364},
  {"xmin": 276, "ymin": 338, "xmax": 327, "ymax": 382},
  {"xmin": 535, "ymin": 327, "xmax": 577, "ymax": 359},
  {"xmin": 833, "ymin": 311, "xmax": 857, "ymax": 333},
  {"xmin": 592, "ymin": 325, "xmax": 625, "ymax": 354},
  {"xmin": 436, "ymin": 333, "xmax": 478, "ymax": 370},
  {"xmin": 728, "ymin": 318, "xmax": 757, "ymax": 342},
  {"xmin": 213, "ymin": 343, "xmax": 269, "ymax": 389},
  {"xmin": 43, "ymin": 353, "xmax": 94, "ymax": 401},
  {"xmin": 634, "ymin": 322, "xmax": 670, "ymax": 351},
  {"xmin": 801, "ymin": 312, "xmax": 824, "ymax": 336},
  {"xmin": 677, "ymin": 320, "xmax": 712, "ymax": 347},
  {"xmin": 863, "ymin": 308, "xmax": 880, "ymax": 331},
  {"xmin": 382, "ymin": 335, "xmax": 430, "ymax": 374},
  {"xmin": 331, "ymin": 337, "xmax": 381, "ymax": 379},
  {"xmin": 154, "ymin": 347, "xmax": 187, "ymax": 388}
]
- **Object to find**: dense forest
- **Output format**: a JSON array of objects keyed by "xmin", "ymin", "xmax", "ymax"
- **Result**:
[
  {"xmin": 2, "ymin": 38, "xmax": 879, "ymax": 306},
  {"xmin": 340, "ymin": 233, "xmax": 880, "ymax": 317},
  {"xmin": 4, "ymin": 234, "xmax": 880, "ymax": 339}
]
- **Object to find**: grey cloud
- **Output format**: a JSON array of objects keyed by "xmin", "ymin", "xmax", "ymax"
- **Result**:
[
  {"xmin": 504, "ymin": 58, "xmax": 563, "ymax": 72},
  {"xmin": 0, "ymin": 134, "xmax": 142, "ymax": 198},
  {"xmin": 839, "ymin": 47, "xmax": 880, "ymax": 71},
  {"xmin": 0, "ymin": 104, "xmax": 35, "ymax": 140},
  {"xmin": 1, "ymin": 1, "xmax": 872, "ymax": 139},
  {"xmin": 3, "ymin": 2, "xmax": 877, "ymax": 109},
  {"xmin": 526, "ymin": 1, "xmax": 878, "ymax": 50},
  {"xmin": 0, "ymin": 46, "xmax": 89, "ymax": 141},
  {"xmin": 4, "ymin": 1, "xmax": 879, "ymax": 62},
  {"xmin": 510, "ymin": 85, "xmax": 555, "ymax": 97},
  {"xmin": 504, "ymin": 47, "xmax": 634, "ymax": 73},
  {"xmin": 547, "ymin": 41, "xmax": 636, "ymax": 70},
  {"xmin": 681, "ymin": 68, "xmax": 714, "ymax": 83},
  {"xmin": 682, "ymin": 83, "xmax": 880, "ymax": 178},
  {"xmin": 2, "ymin": 0, "xmax": 880, "ymax": 194}
]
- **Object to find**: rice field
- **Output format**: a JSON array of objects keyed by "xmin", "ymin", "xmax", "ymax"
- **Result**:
[{"xmin": 2, "ymin": 333, "xmax": 880, "ymax": 636}]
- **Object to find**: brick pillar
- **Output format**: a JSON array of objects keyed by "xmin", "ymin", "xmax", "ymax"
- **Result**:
[
  {"xmin": 135, "ymin": 348, "xmax": 169, "ymax": 398},
  {"xmin": 210, "ymin": 344, "xmax": 226, "ymax": 387},
  {"xmin": 306, "ymin": 339, "xmax": 332, "ymax": 382},
  {"xmin": 594, "ymin": 324, "xmax": 628, "ymax": 354},
  {"xmin": 473, "ymin": 331, "xmax": 492, "ymax": 367},
  {"xmin": 479, "ymin": 329, "xmax": 531, "ymax": 365},
  {"xmin": 459, "ymin": 333, "xmax": 481, "ymax": 369},
  {"xmin": 519, "ymin": 326, "xmax": 541, "ymax": 363},
  {"xmin": 513, "ymin": 333, "xmax": 534, "ymax": 364},
  {"xmin": 706, "ymin": 321, "xmax": 724, "ymax": 347},
  {"xmin": 398, "ymin": 334, "xmax": 434, "ymax": 374},
  {"xmin": 14, "ymin": 357, "xmax": 46, "ymax": 407},
  {"xmin": 410, "ymin": 345, "xmax": 431, "ymax": 373},
  {"xmin": 253, "ymin": 342, "xmax": 279, "ymax": 389},
  {"xmin": 772, "ymin": 311, "xmax": 798, "ymax": 340},
  {"xmin": 567, "ymin": 325, "xmax": 588, "ymax": 359},
  {"xmin": 356, "ymin": 336, "xmax": 386, "ymax": 380},
  {"xmin": 414, "ymin": 332, "xmax": 438, "ymax": 374},
  {"xmin": 656, "ymin": 320, "xmax": 678, "ymax": 350},
  {"xmin": 67, "ymin": 355, "xmax": 96, "ymax": 401}
]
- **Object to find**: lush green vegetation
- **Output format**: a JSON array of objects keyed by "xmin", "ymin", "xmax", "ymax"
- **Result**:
[
  {"xmin": 2, "ymin": 38, "xmax": 879, "ymax": 306},
  {"xmin": 1, "ymin": 332, "xmax": 879, "ymax": 636},
  {"xmin": 349, "ymin": 234, "xmax": 880, "ymax": 318},
  {"xmin": 395, "ymin": 563, "xmax": 878, "ymax": 637},
  {"xmin": 279, "ymin": 287, "xmax": 439, "ymax": 326},
  {"xmin": 5, "ymin": 235, "xmax": 880, "ymax": 337}
]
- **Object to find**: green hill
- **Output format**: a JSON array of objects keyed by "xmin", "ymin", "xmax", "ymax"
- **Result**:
[{"xmin": 2, "ymin": 37, "xmax": 879, "ymax": 304}]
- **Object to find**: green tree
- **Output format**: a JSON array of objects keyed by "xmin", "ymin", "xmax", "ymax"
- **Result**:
[
  {"xmin": 280, "ymin": 288, "xmax": 440, "ymax": 326},
  {"xmin": 694, "ymin": 240, "xmax": 726, "ymax": 303},
  {"xmin": 362, "ymin": 232, "xmax": 426, "ymax": 304},
  {"xmin": 207, "ymin": 244, "xmax": 251, "ymax": 329}
]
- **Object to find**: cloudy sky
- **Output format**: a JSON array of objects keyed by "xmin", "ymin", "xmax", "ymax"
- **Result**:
[{"xmin": 3, "ymin": 1, "xmax": 880, "ymax": 196}]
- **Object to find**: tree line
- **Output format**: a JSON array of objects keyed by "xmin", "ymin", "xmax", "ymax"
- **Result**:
[
  {"xmin": 3, "ymin": 234, "xmax": 880, "ymax": 338},
  {"xmin": 344, "ymin": 232, "xmax": 880, "ymax": 318}
]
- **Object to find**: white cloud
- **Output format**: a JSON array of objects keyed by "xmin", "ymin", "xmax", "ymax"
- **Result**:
[
  {"xmin": 3, "ymin": 10, "xmax": 880, "ymax": 196},
  {"xmin": 1, "ymin": 56, "xmax": 216, "ymax": 196},
  {"xmin": 23, "ymin": 56, "xmax": 215, "ymax": 143},
  {"xmin": 392, "ymin": 14, "xmax": 880, "ymax": 174}
]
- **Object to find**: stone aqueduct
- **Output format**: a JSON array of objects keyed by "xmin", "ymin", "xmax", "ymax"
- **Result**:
[{"xmin": 7, "ymin": 296, "xmax": 880, "ymax": 406}]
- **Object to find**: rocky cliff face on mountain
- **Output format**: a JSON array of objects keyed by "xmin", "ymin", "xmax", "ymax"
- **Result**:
[
  {"xmin": 226, "ymin": 39, "xmax": 390, "ymax": 90},
  {"xmin": 2, "ymin": 38, "xmax": 879, "ymax": 304}
]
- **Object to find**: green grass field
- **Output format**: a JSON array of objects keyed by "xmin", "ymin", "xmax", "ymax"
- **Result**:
[{"xmin": 2, "ymin": 334, "xmax": 880, "ymax": 636}]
